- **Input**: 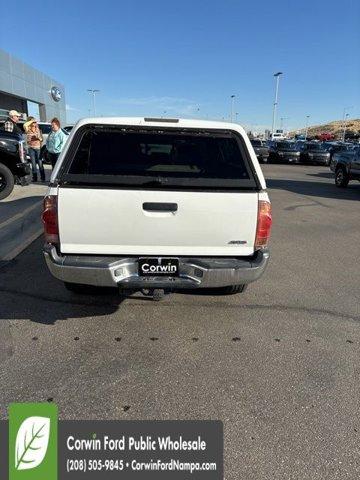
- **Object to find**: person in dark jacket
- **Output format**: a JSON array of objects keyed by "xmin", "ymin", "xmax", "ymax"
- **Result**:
[{"xmin": 2, "ymin": 110, "xmax": 23, "ymax": 135}]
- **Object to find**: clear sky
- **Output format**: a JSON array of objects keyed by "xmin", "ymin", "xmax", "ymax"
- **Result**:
[{"xmin": 1, "ymin": 0, "xmax": 359, "ymax": 131}]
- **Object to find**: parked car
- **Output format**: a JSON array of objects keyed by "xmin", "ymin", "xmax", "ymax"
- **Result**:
[
  {"xmin": 298, "ymin": 142, "xmax": 331, "ymax": 165},
  {"xmin": 271, "ymin": 132, "xmax": 287, "ymax": 141},
  {"xmin": 317, "ymin": 133, "xmax": 335, "ymax": 141},
  {"xmin": 326, "ymin": 142, "xmax": 354, "ymax": 169},
  {"xmin": 0, "ymin": 131, "xmax": 31, "ymax": 200},
  {"xmin": 63, "ymin": 125, "xmax": 74, "ymax": 133},
  {"xmin": 268, "ymin": 141, "xmax": 301, "ymax": 163},
  {"xmin": 250, "ymin": 139, "xmax": 269, "ymax": 163},
  {"xmin": 332, "ymin": 145, "xmax": 360, "ymax": 187},
  {"xmin": 42, "ymin": 117, "xmax": 272, "ymax": 300}
]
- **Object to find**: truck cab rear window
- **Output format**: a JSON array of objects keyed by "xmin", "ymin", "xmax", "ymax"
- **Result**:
[{"xmin": 64, "ymin": 128, "xmax": 257, "ymax": 189}]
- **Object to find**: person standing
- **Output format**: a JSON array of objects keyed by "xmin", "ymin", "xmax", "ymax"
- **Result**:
[
  {"xmin": 2, "ymin": 110, "xmax": 23, "ymax": 135},
  {"xmin": 46, "ymin": 117, "xmax": 67, "ymax": 168},
  {"xmin": 25, "ymin": 119, "xmax": 45, "ymax": 182}
]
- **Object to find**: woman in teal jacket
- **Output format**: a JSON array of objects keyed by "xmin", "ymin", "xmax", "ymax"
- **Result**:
[{"xmin": 46, "ymin": 117, "xmax": 67, "ymax": 168}]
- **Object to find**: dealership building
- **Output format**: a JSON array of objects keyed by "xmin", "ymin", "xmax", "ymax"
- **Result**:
[{"xmin": 0, "ymin": 48, "xmax": 66, "ymax": 124}]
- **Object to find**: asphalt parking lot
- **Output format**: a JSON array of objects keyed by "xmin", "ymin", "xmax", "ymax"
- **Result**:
[{"xmin": 0, "ymin": 164, "xmax": 359, "ymax": 479}]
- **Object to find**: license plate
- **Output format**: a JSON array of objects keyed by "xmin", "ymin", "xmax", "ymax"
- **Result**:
[{"xmin": 138, "ymin": 258, "xmax": 179, "ymax": 276}]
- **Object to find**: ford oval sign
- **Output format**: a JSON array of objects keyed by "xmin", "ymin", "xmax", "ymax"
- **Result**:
[{"xmin": 50, "ymin": 86, "xmax": 62, "ymax": 102}]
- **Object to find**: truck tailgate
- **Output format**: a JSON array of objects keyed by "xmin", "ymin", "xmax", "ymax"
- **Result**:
[{"xmin": 58, "ymin": 188, "xmax": 258, "ymax": 256}]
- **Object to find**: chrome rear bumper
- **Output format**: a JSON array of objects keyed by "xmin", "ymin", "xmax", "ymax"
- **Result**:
[{"xmin": 44, "ymin": 244, "xmax": 270, "ymax": 289}]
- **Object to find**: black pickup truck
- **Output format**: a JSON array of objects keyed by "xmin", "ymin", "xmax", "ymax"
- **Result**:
[
  {"xmin": 268, "ymin": 141, "xmax": 301, "ymax": 164},
  {"xmin": 332, "ymin": 145, "xmax": 360, "ymax": 188},
  {"xmin": 298, "ymin": 142, "xmax": 331, "ymax": 165},
  {"xmin": 0, "ymin": 131, "xmax": 31, "ymax": 200}
]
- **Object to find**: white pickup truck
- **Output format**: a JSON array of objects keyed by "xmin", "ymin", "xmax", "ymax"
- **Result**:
[{"xmin": 42, "ymin": 117, "xmax": 272, "ymax": 300}]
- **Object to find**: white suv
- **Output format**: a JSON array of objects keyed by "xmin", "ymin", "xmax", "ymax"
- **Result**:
[{"xmin": 42, "ymin": 117, "xmax": 272, "ymax": 299}]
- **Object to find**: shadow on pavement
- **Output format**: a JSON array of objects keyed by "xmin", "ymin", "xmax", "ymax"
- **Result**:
[
  {"xmin": 0, "ymin": 196, "xmax": 44, "ymax": 224},
  {"xmin": 267, "ymin": 178, "xmax": 360, "ymax": 201},
  {"xmin": 0, "ymin": 237, "xmax": 123, "ymax": 325},
  {"xmin": 0, "ymin": 288, "xmax": 124, "ymax": 325},
  {"xmin": 0, "ymin": 235, "xmax": 213, "ymax": 325},
  {"xmin": 306, "ymin": 172, "xmax": 334, "ymax": 179}
]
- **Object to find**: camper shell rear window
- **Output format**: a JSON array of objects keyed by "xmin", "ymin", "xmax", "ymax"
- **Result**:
[{"xmin": 58, "ymin": 125, "xmax": 260, "ymax": 190}]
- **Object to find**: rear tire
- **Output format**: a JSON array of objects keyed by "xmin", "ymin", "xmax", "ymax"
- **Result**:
[
  {"xmin": 0, "ymin": 163, "xmax": 15, "ymax": 200},
  {"xmin": 219, "ymin": 284, "xmax": 247, "ymax": 295},
  {"xmin": 335, "ymin": 167, "xmax": 349, "ymax": 188}
]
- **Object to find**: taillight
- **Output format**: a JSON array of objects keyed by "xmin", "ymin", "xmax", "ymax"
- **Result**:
[
  {"xmin": 255, "ymin": 200, "xmax": 272, "ymax": 249},
  {"xmin": 42, "ymin": 195, "xmax": 59, "ymax": 244}
]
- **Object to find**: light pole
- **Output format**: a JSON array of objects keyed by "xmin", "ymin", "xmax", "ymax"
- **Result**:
[
  {"xmin": 341, "ymin": 107, "xmax": 352, "ymax": 141},
  {"xmin": 304, "ymin": 115, "xmax": 310, "ymax": 140},
  {"xmin": 342, "ymin": 113, "xmax": 350, "ymax": 141},
  {"xmin": 235, "ymin": 112, "xmax": 239, "ymax": 123},
  {"xmin": 87, "ymin": 89, "xmax": 100, "ymax": 116},
  {"xmin": 271, "ymin": 72, "xmax": 283, "ymax": 138},
  {"xmin": 230, "ymin": 95, "xmax": 235, "ymax": 122}
]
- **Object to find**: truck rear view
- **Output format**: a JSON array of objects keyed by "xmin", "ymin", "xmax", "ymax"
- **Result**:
[{"xmin": 43, "ymin": 118, "xmax": 271, "ymax": 300}]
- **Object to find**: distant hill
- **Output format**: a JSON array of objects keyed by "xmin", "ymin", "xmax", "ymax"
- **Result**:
[{"xmin": 291, "ymin": 119, "xmax": 360, "ymax": 138}]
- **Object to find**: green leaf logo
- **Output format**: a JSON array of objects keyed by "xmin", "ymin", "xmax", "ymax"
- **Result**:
[{"xmin": 15, "ymin": 416, "xmax": 50, "ymax": 471}]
